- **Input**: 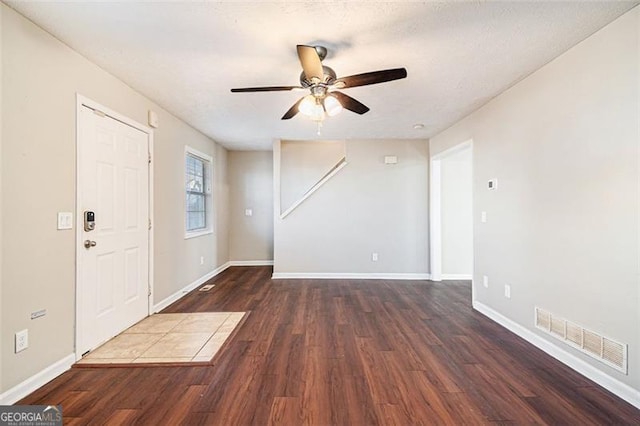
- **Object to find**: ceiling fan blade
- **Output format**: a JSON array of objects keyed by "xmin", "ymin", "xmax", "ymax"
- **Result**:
[
  {"xmin": 336, "ymin": 68, "xmax": 407, "ymax": 89},
  {"xmin": 297, "ymin": 45, "xmax": 324, "ymax": 82},
  {"xmin": 231, "ymin": 86, "xmax": 301, "ymax": 93},
  {"xmin": 281, "ymin": 97, "xmax": 304, "ymax": 120},
  {"xmin": 332, "ymin": 91, "xmax": 370, "ymax": 115}
]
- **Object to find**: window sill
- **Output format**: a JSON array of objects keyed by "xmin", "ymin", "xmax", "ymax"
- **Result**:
[{"xmin": 184, "ymin": 229, "xmax": 213, "ymax": 240}]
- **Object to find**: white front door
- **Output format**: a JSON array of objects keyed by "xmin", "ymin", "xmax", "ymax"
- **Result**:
[{"xmin": 77, "ymin": 104, "xmax": 150, "ymax": 356}]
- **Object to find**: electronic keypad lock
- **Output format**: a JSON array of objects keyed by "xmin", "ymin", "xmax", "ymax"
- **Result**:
[{"xmin": 84, "ymin": 211, "xmax": 95, "ymax": 232}]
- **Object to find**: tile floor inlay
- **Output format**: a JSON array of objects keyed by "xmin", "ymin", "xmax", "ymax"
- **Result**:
[{"xmin": 77, "ymin": 312, "xmax": 246, "ymax": 365}]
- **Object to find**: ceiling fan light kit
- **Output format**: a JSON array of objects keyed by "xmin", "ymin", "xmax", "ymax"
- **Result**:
[
  {"xmin": 298, "ymin": 95, "xmax": 325, "ymax": 121},
  {"xmin": 231, "ymin": 44, "xmax": 407, "ymax": 126},
  {"xmin": 323, "ymin": 95, "xmax": 343, "ymax": 117}
]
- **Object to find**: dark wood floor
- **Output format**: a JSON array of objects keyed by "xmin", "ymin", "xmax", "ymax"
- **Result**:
[{"xmin": 21, "ymin": 266, "xmax": 640, "ymax": 424}]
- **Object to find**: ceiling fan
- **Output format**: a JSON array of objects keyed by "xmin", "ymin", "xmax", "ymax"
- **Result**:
[{"xmin": 231, "ymin": 45, "xmax": 407, "ymax": 122}]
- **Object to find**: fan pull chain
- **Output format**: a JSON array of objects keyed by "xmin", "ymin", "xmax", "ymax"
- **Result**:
[{"xmin": 317, "ymin": 121, "xmax": 323, "ymax": 136}]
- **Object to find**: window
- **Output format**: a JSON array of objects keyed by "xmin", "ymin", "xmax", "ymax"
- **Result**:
[{"xmin": 185, "ymin": 146, "xmax": 213, "ymax": 238}]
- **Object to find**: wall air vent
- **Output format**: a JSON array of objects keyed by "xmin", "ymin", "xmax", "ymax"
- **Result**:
[{"xmin": 534, "ymin": 307, "xmax": 627, "ymax": 374}]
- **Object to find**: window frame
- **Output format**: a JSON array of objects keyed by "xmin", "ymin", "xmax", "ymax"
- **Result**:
[{"xmin": 184, "ymin": 146, "xmax": 214, "ymax": 239}]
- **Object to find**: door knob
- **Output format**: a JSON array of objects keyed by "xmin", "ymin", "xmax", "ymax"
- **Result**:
[{"xmin": 84, "ymin": 240, "xmax": 97, "ymax": 249}]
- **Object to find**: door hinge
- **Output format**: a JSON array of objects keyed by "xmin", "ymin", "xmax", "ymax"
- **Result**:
[
  {"xmin": 148, "ymin": 219, "xmax": 152, "ymax": 230},
  {"xmin": 148, "ymin": 153, "xmax": 151, "ymax": 164},
  {"xmin": 93, "ymin": 109, "xmax": 106, "ymax": 118},
  {"xmin": 148, "ymin": 286, "xmax": 152, "ymax": 297}
]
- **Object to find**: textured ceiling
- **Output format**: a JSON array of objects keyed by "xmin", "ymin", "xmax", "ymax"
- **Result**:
[{"xmin": 6, "ymin": 1, "xmax": 637, "ymax": 150}]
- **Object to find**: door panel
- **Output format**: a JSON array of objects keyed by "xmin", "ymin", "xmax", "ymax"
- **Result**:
[
  {"xmin": 96, "ymin": 253, "xmax": 116, "ymax": 316},
  {"xmin": 78, "ymin": 105, "xmax": 149, "ymax": 356},
  {"xmin": 124, "ymin": 247, "xmax": 140, "ymax": 302}
]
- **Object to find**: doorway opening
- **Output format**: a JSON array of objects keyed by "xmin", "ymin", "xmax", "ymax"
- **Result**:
[
  {"xmin": 75, "ymin": 95, "xmax": 154, "ymax": 359},
  {"xmin": 430, "ymin": 140, "xmax": 473, "ymax": 286}
]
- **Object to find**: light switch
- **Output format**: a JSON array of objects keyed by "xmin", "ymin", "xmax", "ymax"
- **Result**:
[
  {"xmin": 245, "ymin": 209, "xmax": 253, "ymax": 217},
  {"xmin": 57, "ymin": 212, "xmax": 73, "ymax": 230},
  {"xmin": 481, "ymin": 211, "xmax": 487, "ymax": 223}
]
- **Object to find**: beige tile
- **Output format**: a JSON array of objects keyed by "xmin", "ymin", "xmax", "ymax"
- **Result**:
[
  {"xmin": 191, "ymin": 312, "xmax": 233, "ymax": 320},
  {"xmin": 77, "ymin": 357, "xmax": 135, "ymax": 364},
  {"xmin": 132, "ymin": 357, "xmax": 192, "ymax": 363},
  {"xmin": 124, "ymin": 313, "xmax": 187, "ymax": 334},
  {"xmin": 74, "ymin": 312, "xmax": 246, "ymax": 366},
  {"xmin": 211, "ymin": 331, "xmax": 232, "ymax": 343},
  {"xmin": 172, "ymin": 312, "xmax": 230, "ymax": 333},
  {"xmin": 192, "ymin": 356, "xmax": 213, "ymax": 363},
  {"xmin": 194, "ymin": 339, "xmax": 224, "ymax": 358},
  {"xmin": 195, "ymin": 330, "xmax": 233, "ymax": 358},
  {"xmin": 140, "ymin": 332, "xmax": 213, "ymax": 358},
  {"xmin": 218, "ymin": 316, "xmax": 243, "ymax": 333},
  {"xmin": 228, "ymin": 312, "xmax": 246, "ymax": 323},
  {"xmin": 86, "ymin": 333, "xmax": 164, "ymax": 359}
]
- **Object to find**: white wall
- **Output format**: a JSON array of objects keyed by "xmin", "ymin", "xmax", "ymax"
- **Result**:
[
  {"xmin": 1, "ymin": 4, "xmax": 228, "ymax": 393},
  {"xmin": 229, "ymin": 151, "xmax": 273, "ymax": 262},
  {"xmin": 274, "ymin": 139, "xmax": 429, "ymax": 277},
  {"xmin": 441, "ymin": 147, "xmax": 472, "ymax": 277},
  {"xmin": 430, "ymin": 7, "xmax": 639, "ymax": 394}
]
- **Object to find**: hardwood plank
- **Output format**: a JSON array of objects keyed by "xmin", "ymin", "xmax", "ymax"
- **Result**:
[
  {"xmin": 268, "ymin": 397, "xmax": 302, "ymax": 426},
  {"xmin": 299, "ymin": 346, "xmax": 332, "ymax": 425},
  {"xmin": 102, "ymin": 408, "xmax": 140, "ymax": 425},
  {"xmin": 16, "ymin": 266, "xmax": 640, "ymax": 424},
  {"xmin": 331, "ymin": 361, "xmax": 380, "ymax": 425}
]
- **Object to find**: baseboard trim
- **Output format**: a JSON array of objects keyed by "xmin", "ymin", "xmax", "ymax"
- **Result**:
[
  {"xmin": 153, "ymin": 261, "xmax": 231, "ymax": 312},
  {"xmin": 473, "ymin": 301, "xmax": 640, "ymax": 409},
  {"xmin": 0, "ymin": 353, "xmax": 75, "ymax": 405},
  {"xmin": 272, "ymin": 272, "xmax": 431, "ymax": 280},
  {"xmin": 228, "ymin": 260, "xmax": 274, "ymax": 266},
  {"xmin": 441, "ymin": 274, "xmax": 472, "ymax": 280}
]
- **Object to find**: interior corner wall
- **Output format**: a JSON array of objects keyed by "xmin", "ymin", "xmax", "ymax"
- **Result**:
[
  {"xmin": 215, "ymin": 145, "xmax": 230, "ymax": 267},
  {"xmin": 274, "ymin": 139, "xmax": 429, "ymax": 275},
  {"xmin": 430, "ymin": 6, "xmax": 639, "ymax": 393},
  {"xmin": 228, "ymin": 151, "xmax": 274, "ymax": 262},
  {"xmin": 0, "ymin": 3, "xmax": 228, "ymax": 393}
]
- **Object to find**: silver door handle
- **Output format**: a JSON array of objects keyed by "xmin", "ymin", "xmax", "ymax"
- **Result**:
[{"xmin": 84, "ymin": 240, "xmax": 97, "ymax": 249}]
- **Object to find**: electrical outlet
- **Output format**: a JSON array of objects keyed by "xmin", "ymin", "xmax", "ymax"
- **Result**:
[
  {"xmin": 504, "ymin": 284, "xmax": 511, "ymax": 299},
  {"xmin": 371, "ymin": 252, "xmax": 379, "ymax": 262},
  {"xmin": 200, "ymin": 256, "xmax": 204, "ymax": 265},
  {"xmin": 483, "ymin": 275, "xmax": 489, "ymax": 288},
  {"xmin": 15, "ymin": 329, "xmax": 28, "ymax": 353}
]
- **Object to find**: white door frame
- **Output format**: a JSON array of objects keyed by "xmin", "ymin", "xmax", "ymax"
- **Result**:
[
  {"xmin": 429, "ymin": 139, "xmax": 473, "ymax": 284},
  {"xmin": 75, "ymin": 94, "xmax": 154, "ymax": 360}
]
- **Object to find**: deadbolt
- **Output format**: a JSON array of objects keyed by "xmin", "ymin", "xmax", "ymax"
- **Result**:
[
  {"xmin": 84, "ymin": 240, "xmax": 97, "ymax": 249},
  {"xmin": 84, "ymin": 211, "xmax": 96, "ymax": 232}
]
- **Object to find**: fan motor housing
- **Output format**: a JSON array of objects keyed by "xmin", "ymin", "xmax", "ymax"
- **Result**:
[{"xmin": 300, "ymin": 65, "xmax": 337, "ymax": 88}]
